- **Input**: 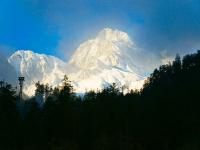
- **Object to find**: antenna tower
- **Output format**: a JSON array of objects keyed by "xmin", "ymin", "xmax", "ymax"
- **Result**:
[{"xmin": 18, "ymin": 77, "xmax": 25, "ymax": 101}]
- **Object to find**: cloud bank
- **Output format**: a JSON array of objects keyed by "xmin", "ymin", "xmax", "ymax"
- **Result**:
[{"xmin": 40, "ymin": 0, "xmax": 200, "ymax": 69}]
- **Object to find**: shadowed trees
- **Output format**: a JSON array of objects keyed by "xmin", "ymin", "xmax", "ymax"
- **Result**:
[
  {"xmin": 0, "ymin": 51, "xmax": 200, "ymax": 150},
  {"xmin": 0, "ymin": 82, "xmax": 21, "ymax": 149}
]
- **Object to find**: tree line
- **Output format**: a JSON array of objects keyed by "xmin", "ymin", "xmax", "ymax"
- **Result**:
[{"xmin": 0, "ymin": 51, "xmax": 200, "ymax": 150}]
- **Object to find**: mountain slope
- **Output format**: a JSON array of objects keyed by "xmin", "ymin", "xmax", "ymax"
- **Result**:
[{"xmin": 8, "ymin": 50, "xmax": 68, "ymax": 96}]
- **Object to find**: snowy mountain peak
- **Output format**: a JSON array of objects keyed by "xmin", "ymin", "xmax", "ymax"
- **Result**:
[
  {"xmin": 97, "ymin": 28, "xmax": 133, "ymax": 45},
  {"xmin": 67, "ymin": 28, "xmax": 144, "ymax": 93},
  {"xmin": 10, "ymin": 50, "xmax": 58, "ymax": 61},
  {"xmin": 69, "ymin": 28, "xmax": 135, "ymax": 71},
  {"xmin": 13, "ymin": 50, "xmax": 35, "ymax": 56},
  {"xmin": 8, "ymin": 50, "xmax": 68, "ymax": 96}
]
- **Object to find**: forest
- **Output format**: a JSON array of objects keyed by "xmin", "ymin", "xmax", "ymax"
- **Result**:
[{"xmin": 0, "ymin": 50, "xmax": 200, "ymax": 150}]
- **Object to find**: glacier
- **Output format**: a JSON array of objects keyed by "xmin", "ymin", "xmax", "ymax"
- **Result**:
[{"xmin": 7, "ymin": 28, "xmax": 145, "ymax": 96}]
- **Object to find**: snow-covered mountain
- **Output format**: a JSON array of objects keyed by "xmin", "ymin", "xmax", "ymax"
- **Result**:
[
  {"xmin": 70, "ymin": 28, "xmax": 134, "ymax": 70},
  {"xmin": 68, "ymin": 28, "xmax": 144, "ymax": 93},
  {"xmin": 6, "ymin": 28, "xmax": 145, "ymax": 96},
  {"xmin": 8, "ymin": 50, "xmax": 68, "ymax": 96}
]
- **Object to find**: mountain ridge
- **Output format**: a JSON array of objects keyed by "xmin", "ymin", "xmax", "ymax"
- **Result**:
[{"xmin": 7, "ymin": 28, "xmax": 145, "ymax": 96}]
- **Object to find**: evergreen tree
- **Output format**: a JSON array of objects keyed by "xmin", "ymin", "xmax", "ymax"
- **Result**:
[{"xmin": 0, "ymin": 82, "xmax": 20, "ymax": 149}]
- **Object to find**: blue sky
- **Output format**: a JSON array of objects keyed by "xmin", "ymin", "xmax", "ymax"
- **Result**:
[{"xmin": 0, "ymin": 0, "xmax": 200, "ymax": 62}]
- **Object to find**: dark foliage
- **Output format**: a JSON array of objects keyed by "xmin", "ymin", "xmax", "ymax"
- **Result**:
[{"xmin": 0, "ymin": 51, "xmax": 200, "ymax": 150}]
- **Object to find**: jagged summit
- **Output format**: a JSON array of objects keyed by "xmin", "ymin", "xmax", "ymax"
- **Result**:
[
  {"xmin": 69, "ymin": 28, "xmax": 136, "ymax": 72},
  {"xmin": 97, "ymin": 28, "xmax": 133, "ymax": 45},
  {"xmin": 8, "ymin": 50, "xmax": 68, "ymax": 96}
]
